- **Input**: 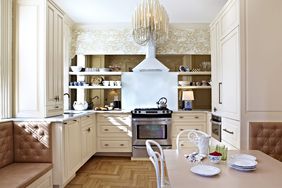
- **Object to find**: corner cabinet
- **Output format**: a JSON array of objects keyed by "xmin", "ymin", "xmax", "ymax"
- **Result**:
[{"xmin": 15, "ymin": 0, "xmax": 64, "ymax": 117}]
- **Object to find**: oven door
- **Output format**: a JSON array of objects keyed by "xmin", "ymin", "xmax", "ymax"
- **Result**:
[
  {"xmin": 132, "ymin": 118, "xmax": 172, "ymax": 146},
  {"xmin": 211, "ymin": 120, "xmax": 222, "ymax": 142}
]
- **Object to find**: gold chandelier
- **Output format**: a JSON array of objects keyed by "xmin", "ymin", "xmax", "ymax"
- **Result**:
[{"xmin": 132, "ymin": 0, "xmax": 169, "ymax": 45}]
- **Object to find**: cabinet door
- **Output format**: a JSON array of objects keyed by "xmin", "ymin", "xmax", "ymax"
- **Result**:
[
  {"xmin": 67, "ymin": 120, "xmax": 81, "ymax": 175},
  {"xmin": 81, "ymin": 124, "xmax": 93, "ymax": 163},
  {"xmin": 220, "ymin": 27, "xmax": 240, "ymax": 120},
  {"xmin": 211, "ymin": 23, "xmax": 222, "ymax": 113},
  {"xmin": 46, "ymin": 2, "xmax": 63, "ymax": 116}
]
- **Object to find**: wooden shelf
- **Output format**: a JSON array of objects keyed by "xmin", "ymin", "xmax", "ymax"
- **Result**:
[
  {"xmin": 69, "ymin": 86, "xmax": 122, "ymax": 89},
  {"xmin": 177, "ymin": 71, "xmax": 211, "ymax": 76},
  {"xmin": 69, "ymin": 72, "xmax": 122, "ymax": 76},
  {"xmin": 178, "ymin": 86, "xmax": 211, "ymax": 89}
]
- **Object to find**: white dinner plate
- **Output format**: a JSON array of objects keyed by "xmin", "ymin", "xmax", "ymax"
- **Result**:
[
  {"xmin": 190, "ymin": 165, "xmax": 221, "ymax": 177},
  {"xmin": 231, "ymin": 154, "xmax": 257, "ymax": 161},
  {"xmin": 229, "ymin": 164, "xmax": 256, "ymax": 172},
  {"xmin": 231, "ymin": 159, "xmax": 257, "ymax": 168}
]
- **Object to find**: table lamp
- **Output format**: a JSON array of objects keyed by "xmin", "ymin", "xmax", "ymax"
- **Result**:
[{"xmin": 182, "ymin": 91, "xmax": 194, "ymax": 110}]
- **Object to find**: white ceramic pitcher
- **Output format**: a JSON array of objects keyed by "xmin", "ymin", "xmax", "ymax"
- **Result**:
[{"xmin": 195, "ymin": 135, "xmax": 211, "ymax": 157}]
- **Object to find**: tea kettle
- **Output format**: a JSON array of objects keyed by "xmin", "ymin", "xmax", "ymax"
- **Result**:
[
  {"xmin": 156, "ymin": 97, "xmax": 167, "ymax": 109},
  {"xmin": 73, "ymin": 101, "xmax": 88, "ymax": 111}
]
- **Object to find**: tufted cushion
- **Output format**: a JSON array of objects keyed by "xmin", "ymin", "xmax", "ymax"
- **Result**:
[
  {"xmin": 0, "ymin": 121, "xmax": 14, "ymax": 168},
  {"xmin": 249, "ymin": 122, "xmax": 282, "ymax": 162},
  {"xmin": 13, "ymin": 121, "xmax": 52, "ymax": 163}
]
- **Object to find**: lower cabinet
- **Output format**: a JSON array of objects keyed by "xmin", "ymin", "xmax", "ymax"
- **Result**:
[
  {"xmin": 171, "ymin": 112, "xmax": 207, "ymax": 149},
  {"xmin": 52, "ymin": 114, "xmax": 96, "ymax": 188},
  {"xmin": 96, "ymin": 113, "xmax": 132, "ymax": 152},
  {"xmin": 221, "ymin": 117, "xmax": 240, "ymax": 149}
]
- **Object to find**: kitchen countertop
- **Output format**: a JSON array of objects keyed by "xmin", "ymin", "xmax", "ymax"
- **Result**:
[{"xmin": 1, "ymin": 110, "xmax": 131, "ymax": 123}]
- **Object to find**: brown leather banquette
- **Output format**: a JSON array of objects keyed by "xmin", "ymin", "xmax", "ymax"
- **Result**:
[
  {"xmin": 249, "ymin": 122, "xmax": 282, "ymax": 162},
  {"xmin": 0, "ymin": 121, "xmax": 52, "ymax": 188}
]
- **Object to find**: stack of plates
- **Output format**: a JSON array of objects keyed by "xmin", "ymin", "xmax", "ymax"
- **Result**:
[{"xmin": 228, "ymin": 154, "xmax": 257, "ymax": 171}]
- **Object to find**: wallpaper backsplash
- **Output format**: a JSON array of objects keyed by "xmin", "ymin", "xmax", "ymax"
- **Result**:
[{"xmin": 71, "ymin": 23, "xmax": 210, "ymax": 57}]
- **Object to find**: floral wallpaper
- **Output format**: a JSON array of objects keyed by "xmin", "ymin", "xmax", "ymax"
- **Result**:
[{"xmin": 71, "ymin": 24, "xmax": 210, "ymax": 57}]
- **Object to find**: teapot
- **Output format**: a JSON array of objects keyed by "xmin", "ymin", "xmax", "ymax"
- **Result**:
[
  {"xmin": 73, "ymin": 101, "xmax": 88, "ymax": 111},
  {"xmin": 156, "ymin": 97, "xmax": 167, "ymax": 109}
]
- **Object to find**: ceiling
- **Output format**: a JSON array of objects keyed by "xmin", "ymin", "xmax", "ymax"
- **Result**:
[{"xmin": 54, "ymin": 0, "xmax": 227, "ymax": 24}]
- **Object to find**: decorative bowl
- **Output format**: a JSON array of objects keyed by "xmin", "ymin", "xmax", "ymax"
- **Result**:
[
  {"xmin": 178, "ymin": 81, "xmax": 191, "ymax": 86},
  {"xmin": 70, "ymin": 66, "xmax": 83, "ymax": 72},
  {"xmin": 208, "ymin": 154, "xmax": 222, "ymax": 164}
]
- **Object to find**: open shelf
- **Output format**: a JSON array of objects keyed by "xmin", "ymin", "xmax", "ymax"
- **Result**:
[
  {"xmin": 178, "ymin": 86, "xmax": 211, "ymax": 89},
  {"xmin": 177, "ymin": 71, "xmax": 211, "ymax": 76},
  {"xmin": 69, "ymin": 86, "xmax": 122, "ymax": 89},
  {"xmin": 69, "ymin": 72, "xmax": 122, "ymax": 76}
]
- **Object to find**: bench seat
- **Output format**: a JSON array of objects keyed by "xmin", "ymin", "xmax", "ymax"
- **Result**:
[{"xmin": 0, "ymin": 163, "xmax": 52, "ymax": 188}]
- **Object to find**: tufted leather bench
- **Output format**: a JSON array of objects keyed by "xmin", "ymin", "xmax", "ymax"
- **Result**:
[
  {"xmin": 0, "ymin": 121, "xmax": 53, "ymax": 188},
  {"xmin": 249, "ymin": 122, "xmax": 282, "ymax": 162}
]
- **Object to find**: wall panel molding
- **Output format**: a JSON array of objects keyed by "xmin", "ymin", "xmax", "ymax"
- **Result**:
[{"xmin": 0, "ymin": 0, "xmax": 12, "ymax": 118}]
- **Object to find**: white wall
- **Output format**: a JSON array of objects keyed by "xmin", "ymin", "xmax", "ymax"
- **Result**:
[{"xmin": 122, "ymin": 72, "xmax": 178, "ymax": 111}]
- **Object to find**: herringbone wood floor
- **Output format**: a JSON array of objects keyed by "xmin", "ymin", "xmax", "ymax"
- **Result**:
[{"xmin": 66, "ymin": 157, "xmax": 161, "ymax": 188}]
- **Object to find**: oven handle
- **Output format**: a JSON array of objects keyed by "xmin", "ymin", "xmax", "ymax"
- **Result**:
[
  {"xmin": 210, "ymin": 120, "xmax": 222, "ymax": 125},
  {"xmin": 133, "ymin": 146, "xmax": 146, "ymax": 149},
  {"xmin": 133, "ymin": 146, "xmax": 172, "ymax": 149}
]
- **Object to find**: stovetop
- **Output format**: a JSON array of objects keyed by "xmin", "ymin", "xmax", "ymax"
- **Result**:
[{"xmin": 132, "ymin": 107, "xmax": 173, "ymax": 115}]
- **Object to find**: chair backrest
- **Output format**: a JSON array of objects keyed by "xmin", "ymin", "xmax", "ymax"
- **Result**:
[
  {"xmin": 249, "ymin": 122, "xmax": 282, "ymax": 162},
  {"xmin": 146, "ymin": 140, "xmax": 164, "ymax": 188},
  {"xmin": 176, "ymin": 129, "xmax": 210, "ymax": 151}
]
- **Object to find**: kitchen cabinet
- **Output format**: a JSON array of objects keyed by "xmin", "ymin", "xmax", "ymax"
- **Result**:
[
  {"xmin": 171, "ymin": 112, "xmax": 207, "ymax": 149},
  {"xmin": 222, "ymin": 117, "xmax": 240, "ymax": 149},
  {"xmin": 64, "ymin": 119, "xmax": 81, "ymax": 177},
  {"xmin": 81, "ymin": 115, "xmax": 96, "ymax": 163},
  {"xmin": 96, "ymin": 113, "xmax": 132, "ymax": 152},
  {"xmin": 14, "ymin": 0, "xmax": 64, "ymax": 117}
]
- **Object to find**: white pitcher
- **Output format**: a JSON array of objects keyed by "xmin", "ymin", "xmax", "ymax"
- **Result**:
[{"xmin": 196, "ymin": 135, "xmax": 211, "ymax": 157}]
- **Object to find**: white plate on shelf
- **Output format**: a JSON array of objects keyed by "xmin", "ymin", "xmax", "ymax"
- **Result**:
[
  {"xmin": 190, "ymin": 165, "xmax": 221, "ymax": 177},
  {"xmin": 231, "ymin": 154, "xmax": 257, "ymax": 161}
]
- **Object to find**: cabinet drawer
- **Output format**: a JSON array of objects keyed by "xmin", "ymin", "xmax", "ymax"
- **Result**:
[
  {"xmin": 222, "ymin": 118, "xmax": 240, "ymax": 149},
  {"xmin": 63, "ymin": 118, "xmax": 79, "ymax": 126},
  {"xmin": 172, "ymin": 123, "xmax": 206, "ymax": 137},
  {"xmin": 98, "ymin": 125, "xmax": 130, "ymax": 137},
  {"xmin": 97, "ymin": 139, "xmax": 132, "ymax": 152},
  {"xmin": 97, "ymin": 114, "xmax": 131, "ymax": 126},
  {"xmin": 80, "ymin": 115, "xmax": 94, "ymax": 127},
  {"xmin": 172, "ymin": 113, "xmax": 206, "ymax": 122},
  {"xmin": 220, "ymin": 0, "xmax": 239, "ymax": 39}
]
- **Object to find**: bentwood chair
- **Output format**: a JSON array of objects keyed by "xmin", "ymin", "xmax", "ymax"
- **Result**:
[
  {"xmin": 145, "ymin": 140, "xmax": 170, "ymax": 188},
  {"xmin": 176, "ymin": 129, "xmax": 210, "ymax": 151}
]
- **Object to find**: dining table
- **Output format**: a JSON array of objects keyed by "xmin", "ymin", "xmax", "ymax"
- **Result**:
[{"xmin": 163, "ymin": 149, "xmax": 282, "ymax": 188}]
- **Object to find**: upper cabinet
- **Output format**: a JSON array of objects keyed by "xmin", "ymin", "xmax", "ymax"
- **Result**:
[{"xmin": 14, "ymin": 0, "xmax": 64, "ymax": 117}]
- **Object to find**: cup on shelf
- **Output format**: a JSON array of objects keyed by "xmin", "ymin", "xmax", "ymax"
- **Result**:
[
  {"xmin": 102, "ymin": 81, "xmax": 110, "ymax": 86},
  {"xmin": 109, "ymin": 81, "xmax": 116, "ymax": 87},
  {"xmin": 115, "ymin": 81, "xmax": 121, "ymax": 86}
]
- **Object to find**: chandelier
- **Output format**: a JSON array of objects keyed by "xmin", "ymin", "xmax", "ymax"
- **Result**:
[{"xmin": 132, "ymin": 0, "xmax": 169, "ymax": 46}]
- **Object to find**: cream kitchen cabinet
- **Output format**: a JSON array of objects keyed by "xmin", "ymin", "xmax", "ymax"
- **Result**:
[
  {"xmin": 96, "ymin": 113, "xmax": 132, "ymax": 152},
  {"xmin": 171, "ymin": 112, "xmax": 207, "ymax": 149},
  {"xmin": 81, "ymin": 114, "xmax": 96, "ymax": 163},
  {"xmin": 210, "ymin": 0, "xmax": 240, "ymax": 121},
  {"xmin": 15, "ymin": 0, "xmax": 64, "ymax": 118}
]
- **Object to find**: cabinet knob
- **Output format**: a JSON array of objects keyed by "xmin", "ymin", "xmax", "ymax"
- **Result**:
[
  {"xmin": 120, "ymin": 144, "xmax": 124, "ymax": 146},
  {"xmin": 87, "ymin": 115, "xmax": 90, "ymax": 118},
  {"xmin": 87, "ymin": 128, "xmax": 91, "ymax": 132},
  {"xmin": 55, "ymin": 106, "xmax": 59, "ymax": 109},
  {"xmin": 104, "ymin": 129, "xmax": 109, "ymax": 131},
  {"xmin": 180, "ymin": 129, "xmax": 184, "ymax": 131},
  {"xmin": 73, "ymin": 119, "xmax": 77, "ymax": 122},
  {"xmin": 213, "ymin": 107, "xmax": 217, "ymax": 112},
  {"xmin": 104, "ymin": 144, "xmax": 109, "ymax": 147},
  {"xmin": 194, "ymin": 116, "xmax": 199, "ymax": 119},
  {"xmin": 181, "ymin": 144, "xmax": 184, "ymax": 146},
  {"xmin": 63, "ymin": 122, "xmax": 67, "ymax": 125},
  {"xmin": 179, "ymin": 116, "xmax": 184, "ymax": 119},
  {"xmin": 195, "ymin": 128, "xmax": 199, "ymax": 131}
]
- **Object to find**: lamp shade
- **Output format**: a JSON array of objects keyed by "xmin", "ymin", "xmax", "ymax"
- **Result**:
[{"xmin": 182, "ymin": 91, "xmax": 194, "ymax": 101}]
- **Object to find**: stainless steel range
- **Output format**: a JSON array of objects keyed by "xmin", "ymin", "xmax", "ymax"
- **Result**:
[{"xmin": 132, "ymin": 108, "xmax": 173, "ymax": 158}]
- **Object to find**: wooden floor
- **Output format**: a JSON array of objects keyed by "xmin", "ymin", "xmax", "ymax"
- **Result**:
[{"xmin": 66, "ymin": 157, "xmax": 158, "ymax": 188}]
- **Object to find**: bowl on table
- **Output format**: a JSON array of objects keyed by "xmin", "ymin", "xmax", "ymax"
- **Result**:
[
  {"xmin": 208, "ymin": 152, "xmax": 222, "ymax": 163},
  {"xmin": 70, "ymin": 66, "xmax": 83, "ymax": 72}
]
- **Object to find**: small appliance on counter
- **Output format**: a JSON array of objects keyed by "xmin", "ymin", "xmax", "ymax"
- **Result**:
[{"xmin": 112, "ymin": 95, "xmax": 121, "ymax": 110}]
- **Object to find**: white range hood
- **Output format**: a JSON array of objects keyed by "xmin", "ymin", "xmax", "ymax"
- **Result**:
[{"xmin": 133, "ymin": 39, "xmax": 169, "ymax": 72}]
